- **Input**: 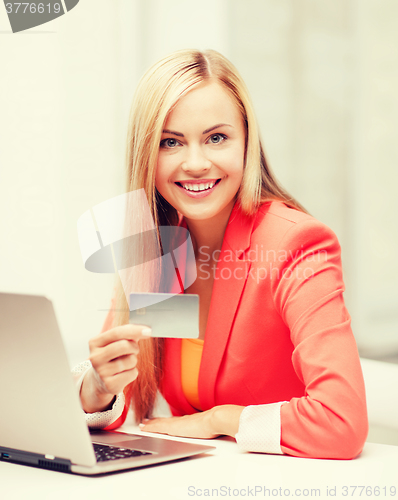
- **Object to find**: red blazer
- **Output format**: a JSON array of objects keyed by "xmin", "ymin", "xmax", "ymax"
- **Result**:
[
  {"xmin": 105, "ymin": 200, "xmax": 368, "ymax": 459},
  {"xmin": 160, "ymin": 200, "xmax": 368, "ymax": 459}
]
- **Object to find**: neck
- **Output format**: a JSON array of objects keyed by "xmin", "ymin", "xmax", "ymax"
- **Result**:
[{"xmin": 183, "ymin": 199, "xmax": 236, "ymax": 260}]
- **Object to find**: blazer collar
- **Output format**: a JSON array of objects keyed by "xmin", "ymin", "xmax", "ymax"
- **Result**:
[
  {"xmin": 223, "ymin": 200, "xmax": 257, "ymax": 256},
  {"xmin": 179, "ymin": 199, "xmax": 256, "ymax": 254}
]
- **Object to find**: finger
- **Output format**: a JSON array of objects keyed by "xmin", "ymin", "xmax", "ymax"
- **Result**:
[
  {"xmin": 94, "ymin": 352, "xmax": 137, "ymax": 378},
  {"xmin": 95, "ymin": 338, "xmax": 140, "ymax": 364},
  {"xmin": 90, "ymin": 324, "xmax": 152, "ymax": 349},
  {"xmin": 107, "ymin": 354, "xmax": 138, "ymax": 375},
  {"xmin": 96, "ymin": 367, "xmax": 139, "ymax": 395},
  {"xmin": 111, "ymin": 367, "xmax": 139, "ymax": 388},
  {"xmin": 140, "ymin": 418, "xmax": 156, "ymax": 426},
  {"xmin": 139, "ymin": 418, "xmax": 171, "ymax": 430},
  {"xmin": 139, "ymin": 422, "xmax": 169, "ymax": 435}
]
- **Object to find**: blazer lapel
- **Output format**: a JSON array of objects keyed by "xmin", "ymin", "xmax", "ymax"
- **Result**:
[
  {"xmin": 198, "ymin": 201, "xmax": 257, "ymax": 410},
  {"xmin": 162, "ymin": 201, "xmax": 261, "ymax": 414}
]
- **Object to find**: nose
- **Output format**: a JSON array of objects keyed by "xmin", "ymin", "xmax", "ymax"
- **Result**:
[{"xmin": 181, "ymin": 144, "xmax": 212, "ymax": 174}]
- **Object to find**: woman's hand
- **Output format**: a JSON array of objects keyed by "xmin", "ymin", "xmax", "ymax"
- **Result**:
[
  {"xmin": 80, "ymin": 324, "xmax": 151, "ymax": 413},
  {"xmin": 139, "ymin": 405, "xmax": 245, "ymax": 439}
]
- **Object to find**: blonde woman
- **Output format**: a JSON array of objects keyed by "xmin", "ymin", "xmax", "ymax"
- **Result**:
[{"xmin": 74, "ymin": 49, "xmax": 368, "ymax": 459}]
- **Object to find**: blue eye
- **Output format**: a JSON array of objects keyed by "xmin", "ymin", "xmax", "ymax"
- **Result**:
[
  {"xmin": 160, "ymin": 138, "xmax": 180, "ymax": 148},
  {"xmin": 208, "ymin": 133, "xmax": 227, "ymax": 144}
]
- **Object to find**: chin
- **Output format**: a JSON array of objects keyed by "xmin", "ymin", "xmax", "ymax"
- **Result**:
[{"xmin": 184, "ymin": 204, "xmax": 233, "ymax": 222}]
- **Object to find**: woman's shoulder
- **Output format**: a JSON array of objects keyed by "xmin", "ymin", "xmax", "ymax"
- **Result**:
[
  {"xmin": 258, "ymin": 199, "xmax": 312, "ymax": 225},
  {"xmin": 252, "ymin": 200, "xmax": 339, "ymax": 249}
]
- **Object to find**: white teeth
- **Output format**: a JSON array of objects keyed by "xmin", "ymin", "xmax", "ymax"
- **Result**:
[{"xmin": 181, "ymin": 181, "xmax": 216, "ymax": 192}]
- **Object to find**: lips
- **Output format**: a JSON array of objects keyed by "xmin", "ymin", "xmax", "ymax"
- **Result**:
[
  {"xmin": 175, "ymin": 178, "xmax": 221, "ymax": 192},
  {"xmin": 175, "ymin": 178, "xmax": 222, "ymax": 198}
]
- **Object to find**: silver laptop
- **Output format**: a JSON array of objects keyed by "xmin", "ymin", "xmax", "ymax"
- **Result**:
[{"xmin": 0, "ymin": 292, "xmax": 214, "ymax": 475}]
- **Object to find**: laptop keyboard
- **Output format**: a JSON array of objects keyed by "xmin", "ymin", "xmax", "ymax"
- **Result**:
[{"xmin": 93, "ymin": 443, "xmax": 152, "ymax": 462}]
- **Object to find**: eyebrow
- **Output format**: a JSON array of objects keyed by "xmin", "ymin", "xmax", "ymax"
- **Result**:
[{"xmin": 162, "ymin": 123, "xmax": 233, "ymax": 137}]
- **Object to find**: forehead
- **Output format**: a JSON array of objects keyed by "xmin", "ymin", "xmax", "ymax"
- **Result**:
[{"xmin": 164, "ymin": 81, "xmax": 241, "ymax": 127}]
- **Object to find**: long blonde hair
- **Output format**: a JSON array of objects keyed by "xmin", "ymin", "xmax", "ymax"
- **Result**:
[{"xmin": 113, "ymin": 49, "xmax": 308, "ymax": 422}]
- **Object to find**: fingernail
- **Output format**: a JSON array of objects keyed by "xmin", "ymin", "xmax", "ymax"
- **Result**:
[
  {"xmin": 139, "ymin": 423, "xmax": 145, "ymax": 429},
  {"xmin": 141, "ymin": 327, "xmax": 152, "ymax": 336}
]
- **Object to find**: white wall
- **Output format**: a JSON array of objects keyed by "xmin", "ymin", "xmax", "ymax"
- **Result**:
[
  {"xmin": 0, "ymin": 0, "xmax": 134, "ymax": 365},
  {"xmin": 351, "ymin": 0, "xmax": 398, "ymax": 357},
  {"xmin": 1, "ymin": 0, "xmax": 397, "ymax": 366},
  {"xmin": 137, "ymin": 0, "xmax": 230, "ymax": 69},
  {"xmin": 0, "ymin": 0, "xmax": 231, "ymax": 366},
  {"xmin": 227, "ymin": 0, "xmax": 398, "ymax": 357}
]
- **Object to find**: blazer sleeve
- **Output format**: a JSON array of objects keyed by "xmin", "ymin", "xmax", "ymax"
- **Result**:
[{"xmin": 237, "ymin": 219, "xmax": 368, "ymax": 459}]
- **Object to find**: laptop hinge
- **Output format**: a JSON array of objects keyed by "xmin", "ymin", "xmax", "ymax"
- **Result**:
[{"xmin": 0, "ymin": 446, "xmax": 71, "ymax": 473}]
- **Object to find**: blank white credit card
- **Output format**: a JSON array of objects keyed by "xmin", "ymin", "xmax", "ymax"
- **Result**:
[{"xmin": 129, "ymin": 293, "xmax": 199, "ymax": 338}]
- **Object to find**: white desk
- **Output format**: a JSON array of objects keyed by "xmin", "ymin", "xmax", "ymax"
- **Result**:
[{"xmin": 1, "ymin": 424, "xmax": 397, "ymax": 500}]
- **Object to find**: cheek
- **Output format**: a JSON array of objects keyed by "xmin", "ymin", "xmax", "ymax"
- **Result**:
[
  {"xmin": 224, "ymin": 148, "xmax": 245, "ymax": 179},
  {"xmin": 155, "ymin": 158, "xmax": 168, "ymax": 192}
]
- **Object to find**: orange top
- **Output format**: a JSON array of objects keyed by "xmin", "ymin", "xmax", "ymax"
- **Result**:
[{"xmin": 181, "ymin": 338, "xmax": 204, "ymax": 411}]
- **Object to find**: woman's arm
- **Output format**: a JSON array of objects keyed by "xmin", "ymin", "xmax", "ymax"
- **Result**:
[
  {"xmin": 233, "ymin": 219, "xmax": 368, "ymax": 459},
  {"xmin": 277, "ymin": 220, "xmax": 367, "ymax": 458},
  {"xmin": 72, "ymin": 297, "xmax": 151, "ymax": 430},
  {"xmin": 72, "ymin": 359, "xmax": 128, "ymax": 430}
]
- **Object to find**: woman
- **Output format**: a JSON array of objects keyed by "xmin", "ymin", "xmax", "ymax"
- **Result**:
[{"xmin": 74, "ymin": 49, "xmax": 368, "ymax": 459}]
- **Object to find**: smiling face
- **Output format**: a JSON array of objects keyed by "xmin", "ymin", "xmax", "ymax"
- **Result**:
[{"xmin": 155, "ymin": 80, "xmax": 246, "ymax": 223}]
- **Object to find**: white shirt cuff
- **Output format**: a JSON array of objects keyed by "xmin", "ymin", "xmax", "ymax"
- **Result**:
[
  {"xmin": 235, "ymin": 402, "xmax": 288, "ymax": 454},
  {"xmin": 71, "ymin": 360, "xmax": 125, "ymax": 429},
  {"xmin": 71, "ymin": 359, "xmax": 92, "ymax": 393},
  {"xmin": 83, "ymin": 392, "xmax": 125, "ymax": 429}
]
